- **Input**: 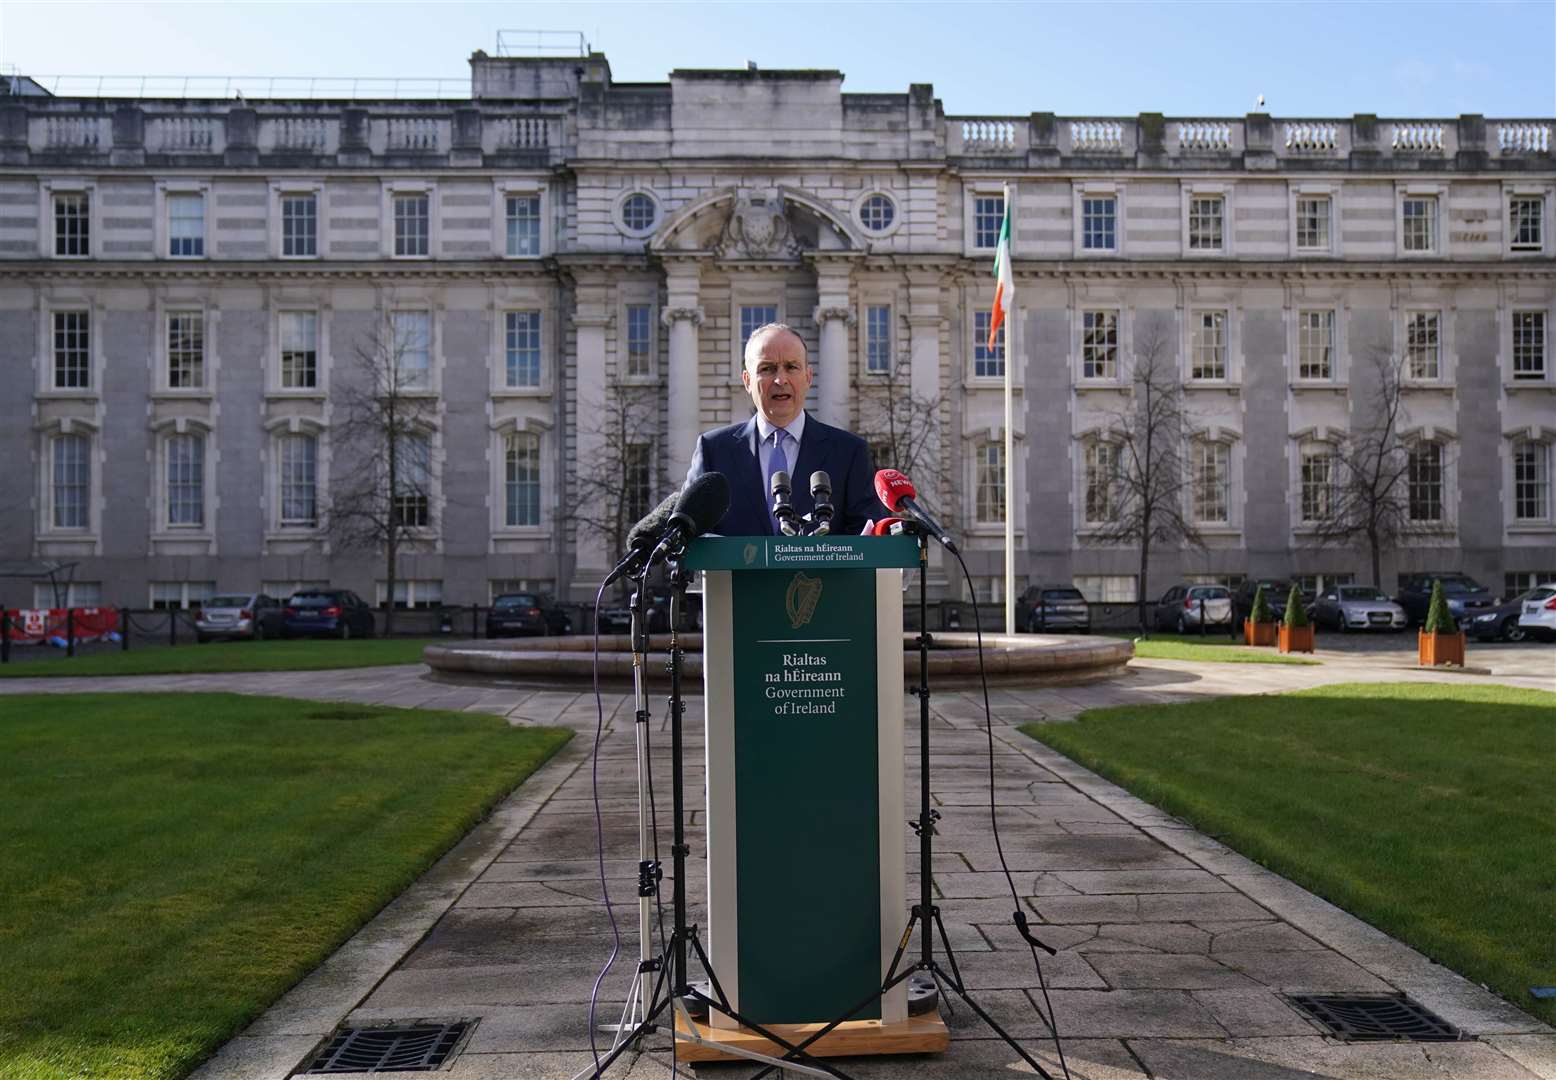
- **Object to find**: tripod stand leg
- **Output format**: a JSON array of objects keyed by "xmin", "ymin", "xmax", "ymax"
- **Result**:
[
  {"xmin": 928, "ymin": 963, "xmax": 1058, "ymax": 1080},
  {"xmin": 929, "ymin": 904, "xmax": 968, "ymax": 992}
]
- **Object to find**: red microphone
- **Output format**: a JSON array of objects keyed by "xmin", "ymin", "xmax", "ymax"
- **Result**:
[
  {"xmin": 871, "ymin": 515, "xmax": 909, "ymax": 536},
  {"xmin": 873, "ymin": 469, "xmax": 959, "ymax": 554}
]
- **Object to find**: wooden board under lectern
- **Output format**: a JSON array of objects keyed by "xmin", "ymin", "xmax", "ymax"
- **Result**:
[{"xmin": 673, "ymin": 1012, "xmax": 949, "ymax": 1062}]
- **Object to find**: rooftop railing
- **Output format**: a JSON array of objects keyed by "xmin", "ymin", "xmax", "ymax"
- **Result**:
[{"xmin": 20, "ymin": 74, "xmax": 473, "ymax": 100}]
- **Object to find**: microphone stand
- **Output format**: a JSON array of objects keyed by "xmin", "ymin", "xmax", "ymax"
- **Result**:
[{"xmin": 747, "ymin": 528, "xmax": 1059, "ymax": 1080}]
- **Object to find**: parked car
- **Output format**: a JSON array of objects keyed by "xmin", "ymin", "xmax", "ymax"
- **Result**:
[
  {"xmin": 195, "ymin": 592, "xmax": 284, "ymax": 643},
  {"xmin": 485, "ymin": 593, "xmax": 572, "ymax": 638},
  {"xmin": 1231, "ymin": 579, "xmax": 1300, "ymax": 625},
  {"xmin": 1395, "ymin": 573, "xmax": 1496, "ymax": 626},
  {"xmin": 1466, "ymin": 588, "xmax": 1546, "ymax": 642},
  {"xmin": 1151, "ymin": 585, "xmax": 1234, "ymax": 633},
  {"xmin": 1310, "ymin": 585, "xmax": 1408, "ymax": 632},
  {"xmin": 1017, "ymin": 585, "xmax": 1091, "ymax": 633},
  {"xmin": 282, "ymin": 589, "xmax": 376, "ymax": 640},
  {"xmin": 1516, "ymin": 583, "xmax": 1556, "ymax": 641}
]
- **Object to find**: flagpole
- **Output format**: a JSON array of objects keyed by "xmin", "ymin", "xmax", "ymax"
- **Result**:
[{"xmin": 1002, "ymin": 183, "xmax": 1015, "ymax": 636}]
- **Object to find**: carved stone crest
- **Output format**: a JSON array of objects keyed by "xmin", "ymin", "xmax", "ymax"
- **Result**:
[{"xmin": 716, "ymin": 189, "xmax": 801, "ymax": 259}]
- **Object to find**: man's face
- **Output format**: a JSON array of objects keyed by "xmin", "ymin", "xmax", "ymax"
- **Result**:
[{"xmin": 742, "ymin": 329, "xmax": 811, "ymax": 427}]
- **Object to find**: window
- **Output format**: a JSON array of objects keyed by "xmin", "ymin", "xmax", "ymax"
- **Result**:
[
  {"xmin": 391, "ymin": 311, "xmax": 430, "ymax": 389},
  {"xmin": 1505, "ymin": 570, "xmax": 1556, "ymax": 596},
  {"xmin": 1296, "ymin": 196, "xmax": 1331, "ymax": 251},
  {"xmin": 504, "ymin": 431, "xmax": 541, "ymax": 527},
  {"xmin": 52, "ymin": 311, "xmax": 90, "ymax": 390},
  {"xmin": 865, "ymin": 305, "xmax": 892, "ymax": 374},
  {"xmin": 33, "ymin": 581, "xmax": 102, "ymax": 609},
  {"xmin": 1082, "ymin": 196, "xmax": 1116, "ymax": 251},
  {"xmin": 1073, "ymin": 575, "xmax": 1136, "ymax": 603},
  {"xmin": 393, "ymin": 193, "xmax": 429, "ymax": 256},
  {"xmin": 167, "ymin": 311, "xmax": 205, "ymax": 389},
  {"xmin": 1510, "ymin": 196, "xmax": 1543, "ymax": 252},
  {"xmin": 54, "ymin": 192, "xmax": 90, "ymax": 257},
  {"xmin": 1298, "ymin": 309, "xmax": 1334, "ymax": 380},
  {"xmin": 975, "ymin": 441, "xmax": 1005, "ymax": 524},
  {"xmin": 1300, "ymin": 447, "xmax": 1335, "ymax": 523},
  {"xmin": 281, "ymin": 193, "xmax": 317, "ymax": 257},
  {"xmin": 739, "ymin": 305, "xmax": 778, "ymax": 361},
  {"xmin": 1084, "ymin": 441, "xmax": 1119, "ymax": 523},
  {"xmin": 1405, "ymin": 311, "xmax": 1441, "ymax": 380},
  {"xmin": 1192, "ymin": 440, "xmax": 1230, "ymax": 522},
  {"xmin": 1513, "ymin": 311, "xmax": 1546, "ymax": 379},
  {"xmin": 1402, "ymin": 196, "xmax": 1437, "ymax": 253},
  {"xmin": 1082, "ymin": 310, "xmax": 1118, "ymax": 379},
  {"xmin": 165, "ymin": 433, "xmax": 205, "ymax": 527},
  {"xmin": 625, "ymin": 304, "xmax": 653, "ymax": 378},
  {"xmin": 1188, "ymin": 196, "xmax": 1223, "ymax": 251},
  {"xmin": 263, "ymin": 579, "xmax": 327, "ymax": 601},
  {"xmin": 973, "ymin": 195, "xmax": 1004, "ymax": 249},
  {"xmin": 1514, "ymin": 440, "xmax": 1550, "ymax": 521},
  {"xmin": 279, "ymin": 434, "xmax": 317, "ymax": 527},
  {"xmin": 504, "ymin": 311, "xmax": 541, "ymax": 388},
  {"xmin": 392, "ymin": 432, "xmax": 430, "ymax": 528},
  {"xmin": 51, "ymin": 433, "xmax": 90, "ymax": 529},
  {"xmin": 167, "ymin": 193, "xmax": 205, "ymax": 257},
  {"xmin": 621, "ymin": 193, "xmax": 657, "ymax": 233},
  {"xmin": 280, "ymin": 312, "xmax": 318, "ymax": 389},
  {"xmin": 973, "ymin": 310, "xmax": 1004, "ymax": 378},
  {"xmin": 506, "ymin": 194, "xmax": 541, "ymax": 256},
  {"xmin": 1408, "ymin": 442, "xmax": 1443, "ymax": 522},
  {"xmin": 150, "ymin": 581, "xmax": 214, "ymax": 610},
  {"xmin": 1191, "ymin": 311, "xmax": 1226, "ymax": 380},
  {"xmin": 378, "ymin": 580, "xmax": 442, "ymax": 609},
  {"xmin": 860, "ymin": 193, "xmax": 895, "ymax": 232},
  {"xmin": 625, "ymin": 442, "xmax": 653, "ymax": 524},
  {"xmin": 1295, "ymin": 573, "xmax": 1353, "ymax": 597}
]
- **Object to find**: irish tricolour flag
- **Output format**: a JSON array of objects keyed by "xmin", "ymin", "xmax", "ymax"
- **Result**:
[{"xmin": 987, "ymin": 185, "xmax": 1013, "ymax": 350}]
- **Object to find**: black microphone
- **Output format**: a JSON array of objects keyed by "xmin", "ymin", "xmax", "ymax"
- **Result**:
[
  {"xmin": 874, "ymin": 468, "xmax": 958, "ymax": 554},
  {"xmin": 807, "ymin": 470, "xmax": 834, "ymax": 536},
  {"xmin": 770, "ymin": 470, "xmax": 800, "ymax": 536},
  {"xmin": 604, "ymin": 489, "xmax": 680, "ymax": 586},
  {"xmin": 647, "ymin": 471, "xmax": 731, "ymax": 569}
]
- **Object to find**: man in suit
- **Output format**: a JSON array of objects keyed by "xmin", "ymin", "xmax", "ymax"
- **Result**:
[{"xmin": 685, "ymin": 323, "xmax": 886, "ymax": 536}]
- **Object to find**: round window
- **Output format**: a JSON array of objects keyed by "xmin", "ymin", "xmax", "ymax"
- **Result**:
[
  {"xmin": 860, "ymin": 193, "xmax": 896, "ymax": 232},
  {"xmin": 621, "ymin": 192, "xmax": 657, "ymax": 233}
]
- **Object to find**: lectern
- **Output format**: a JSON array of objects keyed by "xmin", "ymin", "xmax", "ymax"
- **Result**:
[{"xmin": 679, "ymin": 534, "xmax": 949, "ymax": 1060}]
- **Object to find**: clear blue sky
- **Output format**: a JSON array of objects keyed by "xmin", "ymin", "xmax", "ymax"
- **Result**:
[{"xmin": 1, "ymin": 1, "xmax": 1552, "ymax": 117}]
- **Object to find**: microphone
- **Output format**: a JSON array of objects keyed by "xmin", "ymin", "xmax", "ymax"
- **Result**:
[
  {"xmin": 807, "ymin": 470, "xmax": 834, "ymax": 536},
  {"xmin": 873, "ymin": 469, "xmax": 959, "ymax": 554},
  {"xmin": 770, "ymin": 470, "xmax": 800, "ymax": 536},
  {"xmin": 647, "ymin": 471, "xmax": 732, "ymax": 569},
  {"xmin": 871, "ymin": 515, "xmax": 912, "ymax": 537},
  {"xmin": 604, "ymin": 489, "xmax": 680, "ymax": 586}
]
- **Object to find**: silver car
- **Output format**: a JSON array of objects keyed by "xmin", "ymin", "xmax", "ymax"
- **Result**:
[
  {"xmin": 195, "ymin": 592, "xmax": 283, "ymax": 643},
  {"xmin": 1311, "ymin": 586, "xmax": 1407, "ymax": 632},
  {"xmin": 1151, "ymin": 584, "xmax": 1234, "ymax": 633},
  {"xmin": 1517, "ymin": 584, "xmax": 1556, "ymax": 641}
]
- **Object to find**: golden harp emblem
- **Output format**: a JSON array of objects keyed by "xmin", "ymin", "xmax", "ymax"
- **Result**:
[{"xmin": 785, "ymin": 572, "xmax": 823, "ymax": 629}]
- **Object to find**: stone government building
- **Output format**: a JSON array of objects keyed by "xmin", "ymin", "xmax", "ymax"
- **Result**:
[{"xmin": 2, "ymin": 50, "xmax": 1553, "ymax": 612}]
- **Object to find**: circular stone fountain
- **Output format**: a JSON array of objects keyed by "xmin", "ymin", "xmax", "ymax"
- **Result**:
[{"xmin": 423, "ymin": 631, "xmax": 1131, "ymax": 688}]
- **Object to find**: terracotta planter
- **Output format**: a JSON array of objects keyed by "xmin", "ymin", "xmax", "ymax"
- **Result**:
[
  {"xmin": 1244, "ymin": 619, "xmax": 1278, "ymax": 647},
  {"xmin": 1418, "ymin": 629, "xmax": 1466, "ymax": 667},
  {"xmin": 1278, "ymin": 623, "xmax": 1315, "ymax": 654}
]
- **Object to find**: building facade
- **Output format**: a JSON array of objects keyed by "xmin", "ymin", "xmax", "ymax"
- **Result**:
[{"xmin": 2, "ymin": 52, "xmax": 1553, "ymax": 611}]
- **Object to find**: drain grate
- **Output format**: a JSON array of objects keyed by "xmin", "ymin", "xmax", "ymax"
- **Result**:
[
  {"xmin": 1289, "ymin": 994, "xmax": 1461, "ymax": 1042},
  {"xmin": 300, "ymin": 1021, "xmax": 471, "ymax": 1073}
]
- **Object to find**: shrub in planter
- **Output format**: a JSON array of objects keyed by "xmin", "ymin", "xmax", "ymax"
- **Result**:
[
  {"xmin": 1244, "ymin": 585, "xmax": 1277, "ymax": 646},
  {"xmin": 1419, "ymin": 579, "xmax": 1466, "ymax": 666},
  {"xmin": 1279, "ymin": 584, "xmax": 1315, "ymax": 653}
]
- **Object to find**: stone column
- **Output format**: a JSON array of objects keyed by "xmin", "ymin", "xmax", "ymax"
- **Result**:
[
  {"xmin": 663, "ymin": 312, "xmax": 704, "ymax": 481},
  {"xmin": 571, "ymin": 278, "xmax": 611, "ymax": 584},
  {"xmin": 811, "ymin": 260, "xmax": 855, "ymax": 428}
]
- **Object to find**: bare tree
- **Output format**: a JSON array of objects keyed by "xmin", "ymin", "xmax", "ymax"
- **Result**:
[
  {"xmin": 1307, "ymin": 346, "xmax": 1419, "ymax": 588},
  {"xmin": 328, "ymin": 316, "xmax": 440, "ymax": 637},
  {"xmin": 570, "ymin": 376, "xmax": 663, "ymax": 592},
  {"xmin": 1081, "ymin": 313, "xmax": 1202, "ymax": 629},
  {"xmin": 854, "ymin": 361, "xmax": 954, "ymax": 524}
]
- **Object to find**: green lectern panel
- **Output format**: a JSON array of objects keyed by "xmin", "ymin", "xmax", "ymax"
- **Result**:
[{"xmin": 730, "ymin": 567, "xmax": 881, "ymax": 1023}]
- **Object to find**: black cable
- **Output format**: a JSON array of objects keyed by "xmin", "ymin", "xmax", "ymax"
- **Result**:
[
  {"xmin": 952, "ymin": 550, "xmax": 1072, "ymax": 1080},
  {"xmin": 586, "ymin": 579, "xmax": 622, "ymax": 1076}
]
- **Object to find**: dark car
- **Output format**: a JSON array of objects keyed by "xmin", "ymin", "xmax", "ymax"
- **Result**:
[
  {"xmin": 1466, "ymin": 588, "xmax": 1544, "ymax": 642},
  {"xmin": 1231, "ymin": 579, "xmax": 1299, "ymax": 625},
  {"xmin": 282, "ymin": 589, "xmax": 376, "ymax": 640},
  {"xmin": 596, "ymin": 589, "xmax": 702, "ymax": 635},
  {"xmin": 485, "ymin": 593, "xmax": 572, "ymax": 638},
  {"xmin": 195, "ymin": 591, "xmax": 284, "ymax": 642},
  {"xmin": 1395, "ymin": 573, "xmax": 1496, "ymax": 626},
  {"xmin": 1017, "ymin": 585, "xmax": 1091, "ymax": 633}
]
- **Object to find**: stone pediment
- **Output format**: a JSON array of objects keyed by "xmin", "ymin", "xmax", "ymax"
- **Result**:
[{"xmin": 650, "ymin": 185, "xmax": 867, "ymax": 259}]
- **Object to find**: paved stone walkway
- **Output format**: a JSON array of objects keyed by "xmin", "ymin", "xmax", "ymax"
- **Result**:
[{"xmin": 7, "ymin": 651, "xmax": 1553, "ymax": 1079}]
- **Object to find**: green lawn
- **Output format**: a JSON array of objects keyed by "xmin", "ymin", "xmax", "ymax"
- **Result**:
[
  {"xmin": 0, "ymin": 637, "xmax": 445, "ymax": 677},
  {"xmin": 0, "ymin": 693, "xmax": 572, "ymax": 1080},
  {"xmin": 1023, "ymin": 683, "xmax": 1556, "ymax": 1025},
  {"xmin": 1116, "ymin": 633, "xmax": 1321, "ymax": 665}
]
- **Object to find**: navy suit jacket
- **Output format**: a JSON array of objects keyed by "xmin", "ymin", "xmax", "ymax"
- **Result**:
[{"xmin": 685, "ymin": 413, "xmax": 887, "ymax": 537}]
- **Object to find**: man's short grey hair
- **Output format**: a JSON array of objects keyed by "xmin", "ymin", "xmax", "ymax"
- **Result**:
[{"xmin": 743, "ymin": 322, "xmax": 809, "ymax": 368}]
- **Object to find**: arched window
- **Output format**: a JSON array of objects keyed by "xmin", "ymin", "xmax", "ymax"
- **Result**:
[
  {"xmin": 51, "ymin": 433, "xmax": 90, "ymax": 529},
  {"xmin": 165, "ymin": 433, "xmax": 205, "ymax": 527},
  {"xmin": 1084, "ymin": 441, "xmax": 1120, "ymax": 524},
  {"xmin": 1407, "ymin": 441, "xmax": 1444, "ymax": 522},
  {"xmin": 1299, "ymin": 444, "xmax": 1336, "ymax": 523},
  {"xmin": 279, "ymin": 434, "xmax": 318, "ymax": 528},
  {"xmin": 505, "ymin": 431, "xmax": 541, "ymax": 528},
  {"xmin": 975, "ymin": 441, "xmax": 1005, "ymax": 524},
  {"xmin": 1191, "ymin": 440, "xmax": 1230, "ymax": 523}
]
